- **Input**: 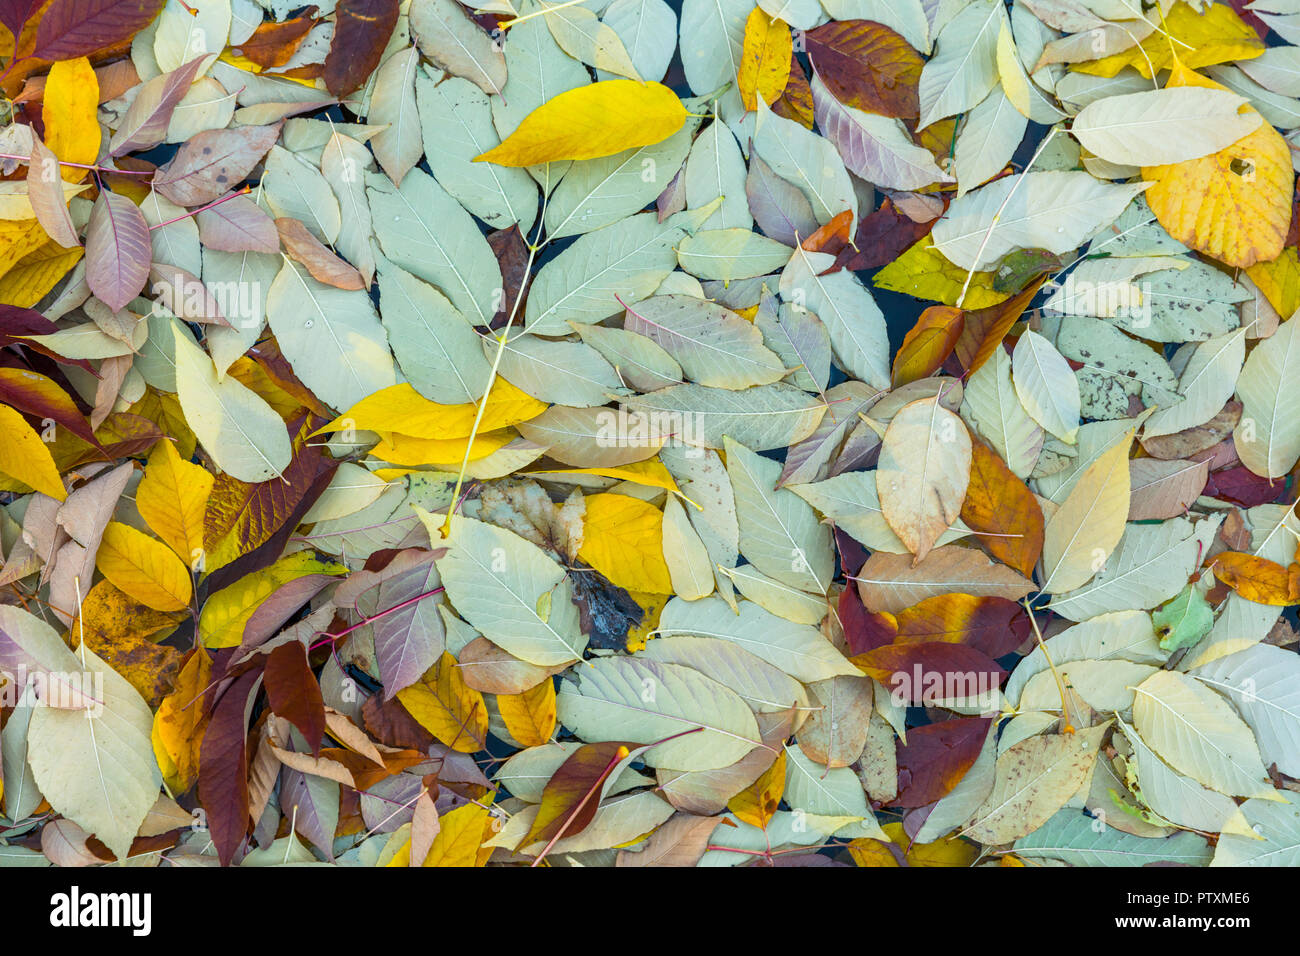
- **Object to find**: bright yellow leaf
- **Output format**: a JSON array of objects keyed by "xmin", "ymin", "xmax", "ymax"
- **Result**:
[
  {"xmin": 370, "ymin": 427, "xmax": 514, "ymax": 467},
  {"xmin": 152, "ymin": 647, "xmax": 213, "ymax": 793},
  {"xmin": 0, "ymin": 242, "xmax": 83, "ymax": 307},
  {"xmin": 497, "ymin": 678, "xmax": 557, "ymax": 748},
  {"xmin": 0, "ymin": 404, "xmax": 66, "ymax": 500},
  {"xmin": 0, "ymin": 219, "xmax": 52, "ymax": 282},
  {"xmin": 137, "ymin": 440, "xmax": 214, "ymax": 564},
  {"xmin": 475, "ymin": 80, "xmax": 687, "ymax": 167},
  {"xmin": 397, "ymin": 652, "xmax": 489, "ymax": 754},
  {"xmin": 1246, "ymin": 246, "xmax": 1300, "ymax": 319},
  {"xmin": 95, "ymin": 522, "xmax": 193, "ymax": 613},
  {"xmin": 1072, "ymin": 1, "xmax": 1264, "ymax": 79},
  {"xmin": 1142, "ymin": 66, "xmax": 1291, "ymax": 269},
  {"xmin": 321, "ymin": 380, "xmax": 546, "ymax": 441},
  {"xmin": 386, "ymin": 800, "xmax": 495, "ymax": 866},
  {"xmin": 42, "ymin": 57, "xmax": 101, "ymax": 181},
  {"xmin": 577, "ymin": 493, "xmax": 673, "ymax": 594},
  {"xmin": 874, "ymin": 240, "xmax": 1010, "ymax": 309},
  {"xmin": 198, "ymin": 551, "xmax": 346, "ymax": 648},
  {"xmin": 737, "ymin": 8, "xmax": 792, "ymax": 112}
]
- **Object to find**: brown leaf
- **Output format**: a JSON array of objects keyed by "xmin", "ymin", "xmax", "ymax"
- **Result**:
[
  {"xmin": 275, "ymin": 217, "xmax": 366, "ymax": 290},
  {"xmin": 237, "ymin": 8, "xmax": 319, "ymax": 68},
  {"xmin": 805, "ymin": 19, "xmax": 924, "ymax": 118},
  {"xmin": 198, "ymin": 666, "xmax": 261, "ymax": 866},
  {"xmin": 153, "ymin": 124, "xmax": 281, "ymax": 207},
  {"xmin": 324, "ymin": 0, "xmax": 400, "ymax": 96}
]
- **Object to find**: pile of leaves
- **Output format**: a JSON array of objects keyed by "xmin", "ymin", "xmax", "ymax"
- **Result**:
[{"xmin": 0, "ymin": 0, "xmax": 1298, "ymax": 869}]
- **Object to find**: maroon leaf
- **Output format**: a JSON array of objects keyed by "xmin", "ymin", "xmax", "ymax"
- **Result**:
[
  {"xmin": 198, "ymin": 667, "xmax": 260, "ymax": 867},
  {"xmin": 1203, "ymin": 465, "xmax": 1288, "ymax": 507},
  {"xmin": 0, "ymin": 368, "xmax": 100, "ymax": 447},
  {"xmin": 324, "ymin": 0, "xmax": 400, "ymax": 97},
  {"xmin": 891, "ymin": 717, "xmax": 992, "ymax": 807},
  {"xmin": 840, "ymin": 582, "xmax": 897, "ymax": 657},
  {"xmin": 85, "ymin": 191, "xmax": 151, "ymax": 312},
  {"xmin": 851, "ymin": 643, "xmax": 1005, "ymax": 704},
  {"xmin": 33, "ymin": 0, "xmax": 166, "ymax": 62},
  {"xmin": 837, "ymin": 198, "xmax": 934, "ymax": 272},
  {"xmin": 0, "ymin": 0, "xmax": 39, "ymax": 43},
  {"xmin": 804, "ymin": 19, "xmax": 924, "ymax": 119},
  {"xmin": 152, "ymin": 124, "xmax": 281, "ymax": 206},
  {"xmin": 264, "ymin": 641, "xmax": 325, "ymax": 756}
]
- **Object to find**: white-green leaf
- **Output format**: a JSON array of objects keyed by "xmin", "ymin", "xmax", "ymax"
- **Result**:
[
  {"xmin": 266, "ymin": 259, "xmax": 396, "ymax": 412},
  {"xmin": 423, "ymin": 512, "xmax": 587, "ymax": 667},
  {"xmin": 556, "ymin": 657, "xmax": 762, "ymax": 771}
]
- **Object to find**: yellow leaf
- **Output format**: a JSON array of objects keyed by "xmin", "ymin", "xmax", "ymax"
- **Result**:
[
  {"xmin": 128, "ymin": 390, "xmax": 197, "ymax": 461},
  {"xmin": 624, "ymin": 590, "xmax": 668, "ymax": 653},
  {"xmin": 0, "ymin": 404, "xmax": 65, "ymax": 499},
  {"xmin": 397, "ymin": 651, "xmax": 489, "ymax": 754},
  {"xmin": 576, "ymin": 492, "xmax": 673, "ymax": 594},
  {"xmin": 737, "ymin": 8, "xmax": 792, "ymax": 112},
  {"xmin": 1072, "ymin": 1, "xmax": 1264, "ymax": 79},
  {"xmin": 475, "ymin": 79, "xmax": 687, "ymax": 167},
  {"xmin": 370, "ymin": 427, "xmax": 515, "ymax": 467},
  {"xmin": 884, "ymin": 821, "xmax": 978, "ymax": 866},
  {"xmin": 0, "ymin": 242, "xmax": 83, "ymax": 307},
  {"xmin": 0, "ymin": 181, "xmax": 90, "ymax": 221},
  {"xmin": 727, "ymin": 749, "xmax": 786, "ymax": 829},
  {"xmin": 1246, "ymin": 246, "xmax": 1300, "ymax": 318},
  {"xmin": 422, "ymin": 800, "xmax": 496, "ymax": 866},
  {"xmin": 198, "ymin": 551, "xmax": 346, "ymax": 648},
  {"xmin": 874, "ymin": 240, "xmax": 1010, "ymax": 309},
  {"xmin": 525, "ymin": 458, "xmax": 681, "ymax": 495},
  {"xmin": 137, "ymin": 440, "xmax": 214, "ymax": 564},
  {"xmin": 321, "ymin": 380, "xmax": 546, "ymax": 441},
  {"xmin": 95, "ymin": 521, "xmax": 194, "ymax": 613},
  {"xmin": 1142, "ymin": 66, "xmax": 1291, "ymax": 269},
  {"xmin": 0, "ymin": 219, "xmax": 52, "ymax": 282},
  {"xmin": 42, "ymin": 57, "xmax": 101, "ymax": 180},
  {"xmin": 497, "ymin": 678, "xmax": 557, "ymax": 748},
  {"xmin": 152, "ymin": 647, "xmax": 213, "ymax": 793},
  {"xmin": 71, "ymin": 579, "xmax": 184, "ymax": 708}
]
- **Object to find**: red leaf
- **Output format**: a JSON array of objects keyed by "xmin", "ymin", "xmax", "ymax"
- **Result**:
[
  {"xmin": 264, "ymin": 641, "xmax": 325, "ymax": 755},
  {"xmin": 324, "ymin": 0, "xmax": 400, "ymax": 96},
  {"xmin": 33, "ymin": 0, "xmax": 166, "ymax": 61},
  {"xmin": 197, "ymin": 667, "xmax": 260, "ymax": 867},
  {"xmin": 891, "ymin": 717, "xmax": 992, "ymax": 807}
]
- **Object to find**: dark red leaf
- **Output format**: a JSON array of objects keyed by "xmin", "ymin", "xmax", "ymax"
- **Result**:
[
  {"xmin": 891, "ymin": 717, "xmax": 992, "ymax": 807},
  {"xmin": 197, "ymin": 667, "xmax": 260, "ymax": 867},
  {"xmin": 264, "ymin": 641, "xmax": 325, "ymax": 756}
]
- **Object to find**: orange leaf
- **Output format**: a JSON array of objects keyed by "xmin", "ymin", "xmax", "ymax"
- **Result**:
[
  {"xmin": 1212, "ymin": 551, "xmax": 1300, "ymax": 605},
  {"xmin": 953, "ymin": 277, "xmax": 1043, "ymax": 377},
  {"xmin": 959, "ymin": 439, "xmax": 1045, "ymax": 577},
  {"xmin": 892, "ymin": 305, "xmax": 964, "ymax": 387}
]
